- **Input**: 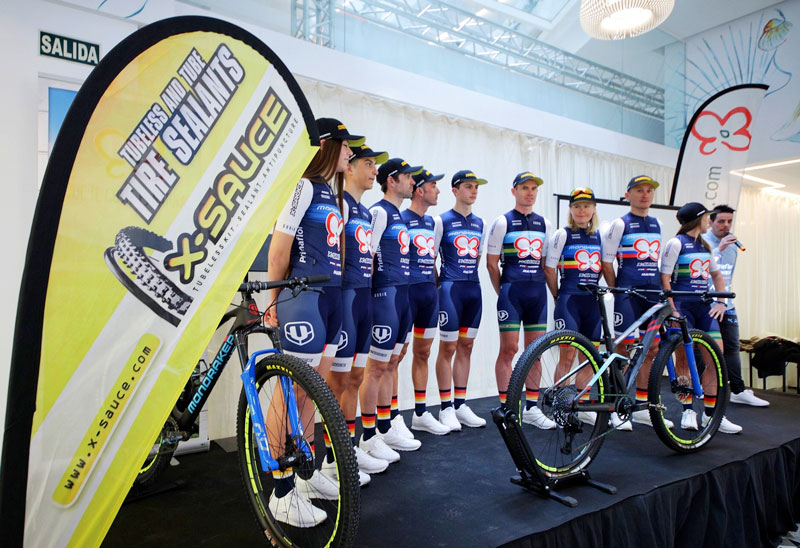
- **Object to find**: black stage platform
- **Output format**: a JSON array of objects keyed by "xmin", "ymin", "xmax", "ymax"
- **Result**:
[{"xmin": 103, "ymin": 389, "xmax": 800, "ymax": 547}]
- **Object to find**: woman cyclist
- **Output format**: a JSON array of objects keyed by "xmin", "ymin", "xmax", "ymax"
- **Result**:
[
  {"xmin": 659, "ymin": 202, "xmax": 741, "ymax": 435},
  {"xmin": 544, "ymin": 187, "xmax": 606, "ymax": 423},
  {"xmin": 265, "ymin": 117, "xmax": 361, "ymax": 526}
]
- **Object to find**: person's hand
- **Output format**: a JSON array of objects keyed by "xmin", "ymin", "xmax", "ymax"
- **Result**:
[
  {"xmin": 718, "ymin": 234, "xmax": 737, "ymax": 252},
  {"xmin": 709, "ymin": 301, "xmax": 726, "ymax": 320},
  {"xmin": 265, "ymin": 306, "xmax": 279, "ymax": 328}
]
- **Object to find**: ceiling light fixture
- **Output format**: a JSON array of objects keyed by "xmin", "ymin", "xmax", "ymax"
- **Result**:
[{"xmin": 579, "ymin": 0, "xmax": 675, "ymax": 40}]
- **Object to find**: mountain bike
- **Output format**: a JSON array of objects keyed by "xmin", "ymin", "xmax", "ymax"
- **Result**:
[
  {"xmin": 494, "ymin": 283, "xmax": 733, "ymax": 506},
  {"xmin": 135, "ymin": 275, "xmax": 359, "ymax": 547}
]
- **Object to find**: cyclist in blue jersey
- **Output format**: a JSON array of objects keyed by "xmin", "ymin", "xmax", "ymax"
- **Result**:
[
  {"xmin": 703, "ymin": 205, "xmax": 769, "ymax": 408},
  {"xmin": 660, "ymin": 202, "xmax": 741, "ymax": 434},
  {"xmin": 359, "ymin": 157, "xmax": 422, "ymax": 461},
  {"xmin": 545, "ymin": 187, "xmax": 606, "ymax": 424},
  {"xmin": 266, "ymin": 117, "xmax": 359, "ymax": 525},
  {"xmin": 324, "ymin": 144, "xmax": 391, "ymax": 482},
  {"xmin": 486, "ymin": 171, "xmax": 555, "ymax": 429},
  {"xmin": 434, "ymin": 170, "xmax": 487, "ymax": 430},
  {"xmin": 600, "ymin": 175, "xmax": 672, "ymax": 431},
  {"xmin": 401, "ymin": 169, "xmax": 451, "ymax": 435}
]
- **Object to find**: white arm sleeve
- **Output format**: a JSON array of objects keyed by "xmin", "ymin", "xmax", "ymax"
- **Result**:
[
  {"xmin": 369, "ymin": 206, "xmax": 388, "ymax": 255},
  {"xmin": 659, "ymin": 238, "xmax": 682, "ymax": 274},
  {"xmin": 274, "ymin": 178, "xmax": 314, "ymax": 236},
  {"xmin": 601, "ymin": 218, "xmax": 625, "ymax": 263},
  {"xmin": 478, "ymin": 221, "xmax": 487, "ymax": 256},
  {"xmin": 545, "ymin": 228, "xmax": 567, "ymax": 269},
  {"xmin": 433, "ymin": 215, "xmax": 444, "ymax": 252},
  {"xmin": 542, "ymin": 217, "xmax": 552, "ymax": 262},
  {"xmin": 709, "ymin": 252, "xmax": 720, "ymax": 272},
  {"xmin": 485, "ymin": 215, "xmax": 507, "ymax": 255}
]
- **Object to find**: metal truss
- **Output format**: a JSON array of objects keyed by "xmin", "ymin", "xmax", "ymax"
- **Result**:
[
  {"xmin": 293, "ymin": 0, "xmax": 664, "ymax": 119},
  {"xmin": 293, "ymin": 0, "xmax": 335, "ymax": 47}
]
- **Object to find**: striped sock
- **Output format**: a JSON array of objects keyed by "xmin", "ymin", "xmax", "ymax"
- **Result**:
[
  {"xmin": 323, "ymin": 431, "xmax": 333, "ymax": 463},
  {"xmin": 635, "ymin": 387, "xmax": 648, "ymax": 404},
  {"xmin": 454, "ymin": 386, "xmax": 467, "ymax": 409},
  {"xmin": 390, "ymin": 395, "xmax": 399, "ymax": 420},
  {"xmin": 347, "ymin": 419, "xmax": 356, "ymax": 446},
  {"xmin": 704, "ymin": 394, "xmax": 717, "ymax": 417},
  {"xmin": 414, "ymin": 390, "xmax": 427, "ymax": 416},
  {"xmin": 525, "ymin": 388, "xmax": 538, "ymax": 410},
  {"xmin": 377, "ymin": 405, "xmax": 392, "ymax": 434},
  {"xmin": 440, "ymin": 389, "xmax": 452, "ymax": 410},
  {"xmin": 361, "ymin": 413, "xmax": 376, "ymax": 441},
  {"xmin": 498, "ymin": 391, "xmax": 507, "ymax": 405},
  {"xmin": 272, "ymin": 469, "xmax": 294, "ymax": 498}
]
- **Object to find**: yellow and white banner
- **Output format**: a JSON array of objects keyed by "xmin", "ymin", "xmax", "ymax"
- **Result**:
[{"xmin": 1, "ymin": 16, "xmax": 317, "ymax": 548}]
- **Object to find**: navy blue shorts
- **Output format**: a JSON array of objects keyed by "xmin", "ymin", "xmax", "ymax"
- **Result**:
[
  {"xmin": 407, "ymin": 282, "xmax": 439, "ymax": 341},
  {"xmin": 370, "ymin": 285, "xmax": 411, "ymax": 362},
  {"xmin": 497, "ymin": 282, "xmax": 547, "ymax": 334},
  {"xmin": 278, "ymin": 285, "xmax": 342, "ymax": 367},
  {"xmin": 614, "ymin": 289, "xmax": 661, "ymax": 344},
  {"xmin": 674, "ymin": 299, "xmax": 721, "ymax": 339},
  {"xmin": 438, "ymin": 281, "xmax": 481, "ymax": 342},
  {"xmin": 554, "ymin": 293, "xmax": 601, "ymax": 341},
  {"xmin": 332, "ymin": 287, "xmax": 373, "ymax": 372}
]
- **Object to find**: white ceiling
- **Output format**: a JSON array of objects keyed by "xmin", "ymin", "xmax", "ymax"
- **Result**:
[{"xmin": 740, "ymin": 157, "xmax": 800, "ymax": 196}]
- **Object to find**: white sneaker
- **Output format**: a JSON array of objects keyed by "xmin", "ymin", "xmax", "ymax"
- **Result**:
[
  {"xmin": 439, "ymin": 406, "xmax": 462, "ymax": 432},
  {"xmin": 681, "ymin": 409, "xmax": 698, "ymax": 431},
  {"xmin": 411, "ymin": 411, "xmax": 450, "ymax": 435},
  {"xmin": 522, "ymin": 406, "xmax": 556, "ymax": 429},
  {"xmin": 610, "ymin": 412, "xmax": 632, "ymax": 431},
  {"xmin": 631, "ymin": 409, "xmax": 675, "ymax": 429},
  {"xmin": 391, "ymin": 414, "xmax": 415, "ymax": 440},
  {"xmin": 320, "ymin": 458, "xmax": 371, "ymax": 487},
  {"xmin": 295, "ymin": 469, "xmax": 339, "ymax": 500},
  {"xmin": 359, "ymin": 435, "xmax": 400, "ymax": 463},
  {"xmin": 577, "ymin": 411, "xmax": 597, "ymax": 425},
  {"xmin": 455, "ymin": 404, "xmax": 486, "ymax": 428},
  {"xmin": 703, "ymin": 413, "xmax": 742, "ymax": 434},
  {"xmin": 380, "ymin": 426, "xmax": 422, "ymax": 451},
  {"xmin": 269, "ymin": 488, "xmax": 327, "ymax": 528},
  {"xmin": 730, "ymin": 389, "xmax": 769, "ymax": 407},
  {"xmin": 354, "ymin": 445, "xmax": 389, "ymax": 474}
]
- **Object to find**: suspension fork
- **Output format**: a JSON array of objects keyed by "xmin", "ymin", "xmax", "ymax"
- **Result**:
[{"xmin": 664, "ymin": 319, "xmax": 705, "ymax": 398}]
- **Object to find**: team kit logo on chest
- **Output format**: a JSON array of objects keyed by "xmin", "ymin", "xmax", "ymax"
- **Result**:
[
  {"xmin": 689, "ymin": 258, "xmax": 711, "ymax": 279},
  {"xmin": 398, "ymin": 229, "xmax": 410, "ymax": 254},
  {"xmin": 575, "ymin": 249, "xmax": 601, "ymax": 272},
  {"xmin": 325, "ymin": 211, "xmax": 343, "ymax": 247},
  {"xmin": 454, "ymin": 234, "xmax": 479, "ymax": 258},
  {"xmin": 633, "ymin": 238, "xmax": 660, "ymax": 261},
  {"xmin": 413, "ymin": 234, "xmax": 435, "ymax": 257},
  {"xmin": 514, "ymin": 235, "xmax": 543, "ymax": 259},
  {"xmin": 354, "ymin": 225, "xmax": 372, "ymax": 253}
]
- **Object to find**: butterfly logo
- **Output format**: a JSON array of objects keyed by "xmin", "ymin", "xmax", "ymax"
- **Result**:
[
  {"xmin": 575, "ymin": 249, "xmax": 601, "ymax": 272},
  {"xmin": 413, "ymin": 234, "xmax": 435, "ymax": 257},
  {"xmin": 454, "ymin": 235, "xmax": 479, "ymax": 258},
  {"xmin": 691, "ymin": 106, "xmax": 753, "ymax": 156},
  {"xmin": 514, "ymin": 236, "xmax": 543, "ymax": 259},
  {"xmin": 689, "ymin": 258, "xmax": 710, "ymax": 279},
  {"xmin": 398, "ymin": 229, "xmax": 410, "ymax": 255},
  {"xmin": 633, "ymin": 238, "xmax": 659, "ymax": 261},
  {"xmin": 354, "ymin": 225, "xmax": 372, "ymax": 254},
  {"xmin": 325, "ymin": 212, "xmax": 343, "ymax": 247}
]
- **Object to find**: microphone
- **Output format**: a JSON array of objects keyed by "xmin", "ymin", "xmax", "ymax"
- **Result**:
[{"xmin": 734, "ymin": 240, "xmax": 746, "ymax": 252}]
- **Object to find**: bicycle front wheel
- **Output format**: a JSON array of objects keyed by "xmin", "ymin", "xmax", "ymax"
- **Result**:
[
  {"xmin": 236, "ymin": 353, "xmax": 359, "ymax": 548},
  {"xmin": 648, "ymin": 329, "xmax": 729, "ymax": 453},
  {"xmin": 506, "ymin": 330, "xmax": 610, "ymax": 479}
]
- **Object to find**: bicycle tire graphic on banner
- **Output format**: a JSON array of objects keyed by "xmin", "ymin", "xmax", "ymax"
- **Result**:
[{"xmin": 0, "ymin": 16, "xmax": 318, "ymax": 548}]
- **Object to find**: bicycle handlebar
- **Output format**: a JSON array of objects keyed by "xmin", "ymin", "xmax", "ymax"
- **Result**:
[
  {"xmin": 577, "ymin": 282, "xmax": 734, "ymax": 300},
  {"xmin": 238, "ymin": 274, "xmax": 331, "ymax": 293}
]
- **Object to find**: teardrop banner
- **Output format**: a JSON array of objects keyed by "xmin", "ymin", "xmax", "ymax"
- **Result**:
[
  {"xmin": 0, "ymin": 16, "xmax": 318, "ymax": 547},
  {"xmin": 669, "ymin": 83, "xmax": 768, "ymax": 210}
]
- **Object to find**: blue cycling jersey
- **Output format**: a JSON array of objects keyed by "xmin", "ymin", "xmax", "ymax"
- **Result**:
[
  {"xmin": 607, "ymin": 212, "xmax": 661, "ymax": 288},
  {"xmin": 275, "ymin": 177, "xmax": 342, "ymax": 286},
  {"xmin": 370, "ymin": 199, "xmax": 410, "ymax": 288},
  {"xmin": 670, "ymin": 234, "xmax": 714, "ymax": 293},
  {"xmin": 436, "ymin": 209, "xmax": 484, "ymax": 282},
  {"xmin": 487, "ymin": 209, "xmax": 548, "ymax": 283},
  {"xmin": 401, "ymin": 209, "xmax": 436, "ymax": 284},
  {"xmin": 551, "ymin": 227, "xmax": 602, "ymax": 295},
  {"xmin": 342, "ymin": 191, "xmax": 373, "ymax": 289}
]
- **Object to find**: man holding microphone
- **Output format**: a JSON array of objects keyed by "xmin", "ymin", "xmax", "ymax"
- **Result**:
[{"xmin": 702, "ymin": 205, "xmax": 769, "ymax": 407}]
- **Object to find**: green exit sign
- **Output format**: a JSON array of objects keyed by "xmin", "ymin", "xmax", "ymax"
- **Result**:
[{"xmin": 40, "ymin": 31, "xmax": 100, "ymax": 66}]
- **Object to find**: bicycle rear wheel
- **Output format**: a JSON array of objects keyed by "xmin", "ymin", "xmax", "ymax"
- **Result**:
[
  {"xmin": 237, "ymin": 353, "xmax": 359, "ymax": 548},
  {"xmin": 505, "ymin": 330, "xmax": 610, "ymax": 479},
  {"xmin": 648, "ymin": 329, "xmax": 728, "ymax": 453}
]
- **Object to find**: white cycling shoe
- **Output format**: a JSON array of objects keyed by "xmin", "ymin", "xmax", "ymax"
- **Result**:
[{"xmin": 269, "ymin": 488, "xmax": 327, "ymax": 528}]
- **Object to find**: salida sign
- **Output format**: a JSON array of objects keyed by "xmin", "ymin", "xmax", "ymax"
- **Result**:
[{"xmin": 40, "ymin": 31, "xmax": 100, "ymax": 66}]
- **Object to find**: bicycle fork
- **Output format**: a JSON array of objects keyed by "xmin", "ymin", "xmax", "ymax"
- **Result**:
[
  {"xmin": 241, "ymin": 349, "xmax": 314, "ymax": 473},
  {"xmin": 664, "ymin": 324, "xmax": 705, "ymax": 400}
]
